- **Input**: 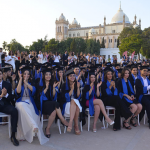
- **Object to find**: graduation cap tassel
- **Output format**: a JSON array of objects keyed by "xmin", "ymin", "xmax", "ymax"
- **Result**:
[
  {"xmin": 39, "ymin": 72, "xmax": 43, "ymax": 86},
  {"xmin": 20, "ymin": 70, "xmax": 22, "ymax": 74},
  {"xmin": 65, "ymin": 76, "xmax": 69, "ymax": 90},
  {"xmin": 56, "ymin": 70, "xmax": 59, "ymax": 81},
  {"xmin": 86, "ymin": 72, "xmax": 90, "ymax": 85}
]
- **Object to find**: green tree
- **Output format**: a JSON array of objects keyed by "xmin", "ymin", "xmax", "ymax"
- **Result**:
[
  {"xmin": 101, "ymin": 37, "xmax": 105, "ymax": 48},
  {"xmin": 2, "ymin": 41, "xmax": 7, "ymax": 51},
  {"xmin": 140, "ymin": 27, "xmax": 150, "ymax": 58},
  {"xmin": 70, "ymin": 38, "xmax": 76, "ymax": 53},
  {"xmin": 117, "ymin": 38, "xmax": 119, "ymax": 47},
  {"xmin": 119, "ymin": 27, "xmax": 142, "ymax": 43},
  {"xmin": 119, "ymin": 34, "xmax": 142, "ymax": 56},
  {"xmin": 45, "ymin": 38, "xmax": 58, "ymax": 53}
]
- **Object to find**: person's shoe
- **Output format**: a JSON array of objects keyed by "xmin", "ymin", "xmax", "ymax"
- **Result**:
[
  {"xmin": 45, "ymin": 127, "xmax": 51, "ymax": 138},
  {"xmin": 130, "ymin": 116, "xmax": 137, "ymax": 127},
  {"xmin": 93, "ymin": 129, "xmax": 97, "ymax": 133},
  {"xmin": 123, "ymin": 121, "xmax": 132, "ymax": 130},
  {"xmin": 67, "ymin": 127, "xmax": 72, "ymax": 132},
  {"xmin": 11, "ymin": 136, "xmax": 19, "ymax": 146},
  {"xmin": 106, "ymin": 120, "xmax": 115, "ymax": 126}
]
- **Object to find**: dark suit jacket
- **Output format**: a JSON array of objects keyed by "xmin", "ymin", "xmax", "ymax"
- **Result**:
[
  {"xmin": 1, "ymin": 81, "xmax": 13, "ymax": 105},
  {"xmin": 63, "ymin": 54, "xmax": 68, "ymax": 65}
]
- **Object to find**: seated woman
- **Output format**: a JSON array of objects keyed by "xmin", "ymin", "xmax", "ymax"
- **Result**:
[
  {"xmin": 101, "ymin": 67, "xmax": 133, "ymax": 131},
  {"xmin": 55, "ymin": 66, "xmax": 64, "ymax": 101},
  {"xmin": 118, "ymin": 68, "xmax": 142, "ymax": 129},
  {"xmin": 37, "ymin": 68, "xmax": 68, "ymax": 138},
  {"xmin": 61, "ymin": 69, "xmax": 82, "ymax": 135},
  {"xmin": 83, "ymin": 70, "xmax": 114, "ymax": 132},
  {"xmin": 15, "ymin": 66, "xmax": 49, "ymax": 145}
]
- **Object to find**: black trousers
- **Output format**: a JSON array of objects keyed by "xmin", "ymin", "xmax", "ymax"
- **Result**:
[
  {"xmin": 102, "ymin": 96, "xmax": 133, "ymax": 130},
  {"xmin": 141, "ymin": 95, "xmax": 150, "ymax": 124},
  {"xmin": 0, "ymin": 105, "xmax": 18, "ymax": 132}
]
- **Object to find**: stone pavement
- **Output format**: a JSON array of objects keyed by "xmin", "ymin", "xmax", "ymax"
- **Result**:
[{"xmin": 0, "ymin": 118, "xmax": 150, "ymax": 150}]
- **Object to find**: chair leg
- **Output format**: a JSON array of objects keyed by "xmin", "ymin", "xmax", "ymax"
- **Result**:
[
  {"xmin": 88, "ymin": 112, "xmax": 90, "ymax": 131},
  {"xmin": 138, "ymin": 114, "xmax": 140, "ymax": 126},
  {"xmin": 57, "ymin": 119, "xmax": 61, "ymax": 134},
  {"xmin": 121, "ymin": 117, "xmax": 123, "ymax": 127},
  {"xmin": 106, "ymin": 109, "xmax": 109, "ymax": 128},
  {"xmin": 102, "ymin": 117, "xmax": 106, "ymax": 129},
  {"xmin": 41, "ymin": 115, "xmax": 43, "ymax": 128},
  {"xmin": 64, "ymin": 117, "xmax": 67, "ymax": 133},
  {"xmin": 144, "ymin": 110, "xmax": 147, "ymax": 125},
  {"xmin": 80, "ymin": 121, "xmax": 82, "ymax": 132}
]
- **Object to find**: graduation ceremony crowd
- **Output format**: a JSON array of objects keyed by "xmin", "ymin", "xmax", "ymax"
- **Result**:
[{"xmin": 1, "ymin": 48, "xmax": 150, "ymax": 146}]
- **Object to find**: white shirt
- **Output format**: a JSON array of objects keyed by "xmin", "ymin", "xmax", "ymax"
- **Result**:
[
  {"xmin": 86, "ymin": 55, "xmax": 89, "ymax": 60},
  {"xmin": 111, "ymin": 56, "xmax": 114, "ymax": 63},
  {"xmin": 142, "ymin": 77, "xmax": 148, "ymax": 87},
  {"xmin": 38, "ymin": 54, "xmax": 43, "ymax": 63},
  {"xmin": 0, "ymin": 81, "xmax": 9, "ymax": 101},
  {"xmin": 0, "ymin": 52, "xmax": 3, "ymax": 63},
  {"xmin": 54, "ymin": 55, "xmax": 60, "ymax": 62},
  {"xmin": 96, "ymin": 57, "xmax": 99, "ymax": 64},
  {"xmin": 100, "ymin": 56, "xmax": 102, "ymax": 62},
  {"xmin": 133, "ymin": 75, "xmax": 137, "ymax": 80}
]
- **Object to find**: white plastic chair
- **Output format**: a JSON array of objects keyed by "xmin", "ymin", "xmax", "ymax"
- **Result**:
[
  {"xmin": 41, "ymin": 115, "xmax": 61, "ymax": 134},
  {"xmin": 0, "ymin": 112, "xmax": 11, "ymax": 138},
  {"xmin": 106, "ymin": 106, "xmax": 140, "ymax": 127},
  {"xmin": 106, "ymin": 106, "xmax": 115, "ymax": 128},
  {"xmin": 144, "ymin": 110, "xmax": 147, "ymax": 125},
  {"xmin": 64, "ymin": 115, "xmax": 82, "ymax": 133},
  {"xmin": 86, "ymin": 108, "xmax": 105, "ymax": 131}
]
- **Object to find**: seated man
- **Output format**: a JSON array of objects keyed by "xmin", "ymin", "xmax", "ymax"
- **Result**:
[
  {"xmin": 0, "ymin": 68, "xmax": 19, "ymax": 146},
  {"xmin": 135, "ymin": 66, "xmax": 150, "ymax": 128}
]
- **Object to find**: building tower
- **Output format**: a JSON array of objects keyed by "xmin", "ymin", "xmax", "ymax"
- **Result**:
[{"xmin": 55, "ymin": 13, "xmax": 69, "ymax": 42}]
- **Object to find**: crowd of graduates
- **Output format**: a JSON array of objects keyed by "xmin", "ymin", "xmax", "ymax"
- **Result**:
[{"xmin": 1, "ymin": 48, "xmax": 150, "ymax": 146}]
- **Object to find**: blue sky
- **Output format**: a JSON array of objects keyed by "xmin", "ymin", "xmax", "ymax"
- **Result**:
[{"xmin": 0, "ymin": 0, "xmax": 149, "ymax": 48}]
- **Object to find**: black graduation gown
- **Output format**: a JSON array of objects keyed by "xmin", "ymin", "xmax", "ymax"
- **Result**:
[
  {"xmin": 60, "ymin": 82, "xmax": 83, "ymax": 122},
  {"xmin": 101, "ymin": 80, "xmax": 132, "ymax": 129},
  {"xmin": 128, "ymin": 74, "xmax": 135, "ymax": 90},
  {"xmin": 117, "ymin": 79, "xmax": 138, "ymax": 107},
  {"xmin": 35, "ymin": 83, "xmax": 59, "ymax": 115},
  {"xmin": 135, "ymin": 78, "xmax": 150, "ymax": 122}
]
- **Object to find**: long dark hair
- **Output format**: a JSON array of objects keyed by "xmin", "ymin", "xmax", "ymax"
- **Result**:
[
  {"xmin": 22, "ymin": 70, "xmax": 32, "ymax": 85},
  {"xmin": 66, "ymin": 76, "xmax": 77, "ymax": 93},
  {"xmin": 89, "ymin": 74, "xmax": 97, "ymax": 85},
  {"xmin": 121, "ymin": 68, "xmax": 130, "ymax": 78},
  {"xmin": 37, "ymin": 72, "xmax": 54, "ymax": 101},
  {"xmin": 104, "ymin": 71, "xmax": 115, "ymax": 81}
]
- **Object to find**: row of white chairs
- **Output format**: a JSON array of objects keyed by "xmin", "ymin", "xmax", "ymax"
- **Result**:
[{"xmin": 0, "ymin": 107, "xmax": 147, "ymax": 138}]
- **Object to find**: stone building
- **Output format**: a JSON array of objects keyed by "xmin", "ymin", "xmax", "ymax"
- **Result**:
[{"xmin": 55, "ymin": 3, "xmax": 141, "ymax": 62}]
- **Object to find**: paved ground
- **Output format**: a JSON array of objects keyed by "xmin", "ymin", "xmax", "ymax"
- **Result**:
[{"xmin": 0, "ymin": 117, "xmax": 150, "ymax": 150}]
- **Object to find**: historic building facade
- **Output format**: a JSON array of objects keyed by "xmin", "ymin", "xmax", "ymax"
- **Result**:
[{"xmin": 55, "ymin": 4, "xmax": 141, "ymax": 62}]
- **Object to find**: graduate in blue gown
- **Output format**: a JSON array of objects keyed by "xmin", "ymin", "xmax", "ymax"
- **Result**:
[{"xmin": 118, "ymin": 68, "xmax": 142, "ymax": 129}]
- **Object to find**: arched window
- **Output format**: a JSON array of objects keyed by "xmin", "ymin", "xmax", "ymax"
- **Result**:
[
  {"xmin": 60, "ymin": 26, "xmax": 61, "ymax": 32},
  {"xmin": 58, "ymin": 26, "xmax": 59, "ymax": 32},
  {"xmin": 77, "ymin": 32, "xmax": 80, "ymax": 37}
]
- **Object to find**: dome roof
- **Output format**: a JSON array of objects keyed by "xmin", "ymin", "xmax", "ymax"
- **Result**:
[
  {"xmin": 111, "ymin": 5, "xmax": 130, "ymax": 24},
  {"xmin": 59, "ymin": 13, "xmax": 66, "ymax": 21},
  {"xmin": 133, "ymin": 24, "xmax": 139, "ymax": 28},
  {"xmin": 89, "ymin": 28, "xmax": 95, "ymax": 33},
  {"xmin": 72, "ymin": 18, "xmax": 78, "ymax": 25}
]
